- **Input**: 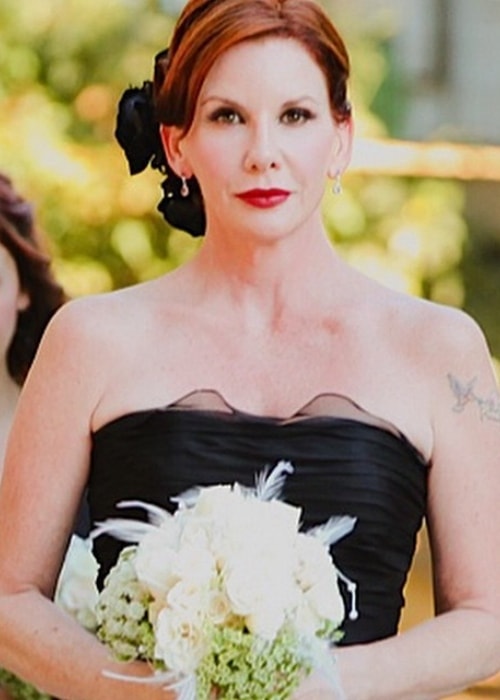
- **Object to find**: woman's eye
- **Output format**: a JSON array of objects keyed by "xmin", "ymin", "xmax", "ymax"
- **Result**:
[
  {"xmin": 209, "ymin": 108, "xmax": 243, "ymax": 124},
  {"xmin": 281, "ymin": 108, "xmax": 314, "ymax": 125}
]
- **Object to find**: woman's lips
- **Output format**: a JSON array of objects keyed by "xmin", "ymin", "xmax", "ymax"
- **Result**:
[{"xmin": 235, "ymin": 188, "xmax": 291, "ymax": 208}]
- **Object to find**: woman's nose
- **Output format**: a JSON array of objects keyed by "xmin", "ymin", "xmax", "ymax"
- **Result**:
[{"xmin": 243, "ymin": 123, "xmax": 280, "ymax": 173}]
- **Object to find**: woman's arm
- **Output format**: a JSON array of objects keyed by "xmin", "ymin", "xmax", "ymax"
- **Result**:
[
  {"xmin": 296, "ymin": 309, "xmax": 500, "ymax": 700},
  {"xmin": 0, "ymin": 300, "xmax": 171, "ymax": 700}
]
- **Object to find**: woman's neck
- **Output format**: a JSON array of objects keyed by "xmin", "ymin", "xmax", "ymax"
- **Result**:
[{"xmin": 186, "ymin": 221, "xmax": 350, "ymax": 326}]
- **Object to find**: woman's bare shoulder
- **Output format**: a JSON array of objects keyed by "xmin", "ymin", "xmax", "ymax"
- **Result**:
[
  {"xmin": 45, "ymin": 281, "xmax": 160, "ymax": 347},
  {"xmin": 26, "ymin": 283, "xmax": 167, "ymax": 401},
  {"xmin": 366, "ymin": 285, "xmax": 493, "ymax": 396},
  {"xmin": 382, "ymin": 293, "xmax": 496, "ymax": 417},
  {"xmin": 379, "ymin": 288, "xmax": 487, "ymax": 359}
]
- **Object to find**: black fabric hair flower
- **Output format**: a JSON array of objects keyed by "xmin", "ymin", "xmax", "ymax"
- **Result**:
[
  {"xmin": 115, "ymin": 82, "xmax": 162, "ymax": 175},
  {"xmin": 114, "ymin": 77, "xmax": 205, "ymax": 237}
]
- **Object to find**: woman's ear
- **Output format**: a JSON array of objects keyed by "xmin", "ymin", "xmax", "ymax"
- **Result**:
[
  {"xmin": 327, "ymin": 117, "xmax": 354, "ymax": 180},
  {"xmin": 159, "ymin": 124, "xmax": 192, "ymax": 178}
]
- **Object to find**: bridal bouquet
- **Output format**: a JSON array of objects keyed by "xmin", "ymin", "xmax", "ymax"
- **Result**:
[{"xmin": 93, "ymin": 462, "xmax": 357, "ymax": 700}]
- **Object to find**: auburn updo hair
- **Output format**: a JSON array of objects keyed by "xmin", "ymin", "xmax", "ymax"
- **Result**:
[{"xmin": 155, "ymin": 0, "xmax": 351, "ymax": 132}]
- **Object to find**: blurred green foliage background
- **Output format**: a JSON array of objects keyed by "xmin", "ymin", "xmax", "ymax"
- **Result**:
[{"xmin": 0, "ymin": 0, "xmax": 497, "ymax": 360}]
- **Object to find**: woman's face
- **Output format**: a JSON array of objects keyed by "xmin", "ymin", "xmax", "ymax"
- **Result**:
[
  {"xmin": 0, "ymin": 243, "xmax": 28, "ymax": 368},
  {"xmin": 163, "ymin": 37, "xmax": 352, "ymax": 243}
]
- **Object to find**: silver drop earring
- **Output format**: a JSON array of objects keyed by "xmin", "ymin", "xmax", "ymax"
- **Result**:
[
  {"xmin": 180, "ymin": 176, "xmax": 190, "ymax": 197},
  {"xmin": 333, "ymin": 172, "xmax": 342, "ymax": 195}
]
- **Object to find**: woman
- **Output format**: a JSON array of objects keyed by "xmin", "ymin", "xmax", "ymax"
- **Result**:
[
  {"xmin": 0, "ymin": 173, "xmax": 65, "ymax": 471},
  {"xmin": 0, "ymin": 1, "xmax": 499, "ymax": 698},
  {"xmin": 0, "ymin": 173, "xmax": 65, "ymax": 699}
]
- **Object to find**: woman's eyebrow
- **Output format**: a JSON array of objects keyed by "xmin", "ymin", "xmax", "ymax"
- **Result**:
[
  {"xmin": 200, "ymin": 94, "xmax": 320, "ymax": 108},
  {"xmin": 281, "ymin": 95, "xmax": 320, "ymax": 107},
  {"xmin": 199, "ymin": 96, "xmax": 242, "ymax": 108}
]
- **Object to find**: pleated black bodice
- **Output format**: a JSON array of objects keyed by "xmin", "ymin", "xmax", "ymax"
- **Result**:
[{"xmin": 89, "ymin": 391, "xmax": 429, "ymax": 646}]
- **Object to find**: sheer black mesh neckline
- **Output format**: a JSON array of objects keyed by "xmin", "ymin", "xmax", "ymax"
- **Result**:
[{"xmin": 94, "ymin": 389, "xmax": 430, "ymax": 466}]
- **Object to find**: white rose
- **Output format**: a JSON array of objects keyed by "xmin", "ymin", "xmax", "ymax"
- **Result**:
[
  {"xmin": 155, "ymin": 606, "xmax": 207, "ymax": 675},
  {"xmin": 134, "ymin": 529, "xmax": 179, "ymax": 598},
  {"xmin": 244, "ymin": 498, "xmax": 300, "ymax": 551},
  {"xmin": 206, "ymin": 587, "xmax": 232, "ymax": 626},
  {"xmin": 206, "ymin": 525, "xmax": 240, "ymax": 570},
  {"xmin": 224, "ymin": 558, "xmax": 269, "ymax": 617},
  {"xmin": 192, "ymin": 485, "xmax": 234, "ymax": 521},
  {"xmin": 246, "ymin": 600, "xmax": 286, "ymax": 641},
  {"xmin": 224, "ymin": 561, "xmax": 295, "ymax": 642},
  {"xmin": 171, "ymin": 543, "xmax": 217, "ymax": 589},
  {"xmin": 166, "ymin": 579, "xmax": 208, "ymax": 615},
  {"xmin": 178, "ymin": 516, "xmax": 211, "ymax": 549},
  {"xmin": 55, "ymin": 535, "xmax": 99, "ymax": 630},
  {"xmin": 226, "ymin": 497, "xmax": 300, "ymax": 556}
]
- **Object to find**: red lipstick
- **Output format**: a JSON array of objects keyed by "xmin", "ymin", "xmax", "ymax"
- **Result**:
[{"xmin": 235, "ymin": 188, "xmax": 290, "ymax": 208}]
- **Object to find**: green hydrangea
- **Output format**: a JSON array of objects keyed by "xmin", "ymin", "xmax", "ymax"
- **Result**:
[
  {"xmin": 95, "ymin": 547, "xmax": 156, "ymax": 663},
  {"xmin": 316, "ymin": 619, "xmax": 345, "ymax": 644},
  {"xmin": 0, "ymin": 669, "xmax": 50, "ymax": 700},
  {"xmin": 195, "ymin": 625, "xmax": 311, "ymax": 700}
]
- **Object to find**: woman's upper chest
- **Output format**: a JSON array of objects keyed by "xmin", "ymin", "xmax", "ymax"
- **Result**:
[{"xmin": 92, "ymin": 304, "xmax": 434, "ymax": 461}]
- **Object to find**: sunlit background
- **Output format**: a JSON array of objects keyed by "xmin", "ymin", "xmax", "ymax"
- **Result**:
[{"xmin": 0, "ymin": 0, "xmax": 499, "ymax": 696}]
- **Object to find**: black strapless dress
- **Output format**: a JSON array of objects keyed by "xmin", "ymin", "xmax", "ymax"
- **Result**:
[{"xmin": 88, "ymin": 391, "xmax": 429, "ymax": 646}]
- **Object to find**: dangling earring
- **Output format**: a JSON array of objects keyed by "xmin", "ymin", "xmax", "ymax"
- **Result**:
[
  {"xmin": 180, "ymin": 175, "xmax": 190, "ymax": 197},
  {"xmin": 333, "ymin": 172, "xmax": 342, "ymax": 195}
]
